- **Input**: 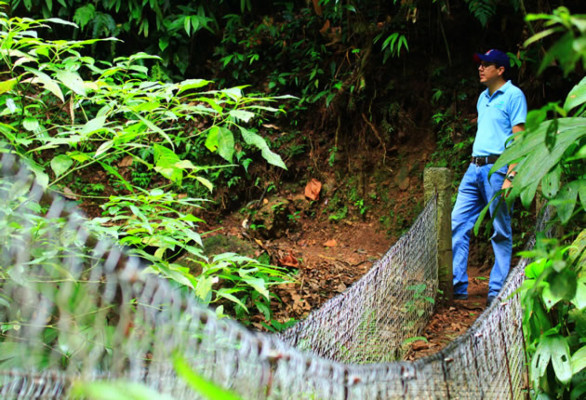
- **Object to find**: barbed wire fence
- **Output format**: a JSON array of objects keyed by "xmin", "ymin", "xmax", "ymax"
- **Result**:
[{"xmin": 0, "ymin": 152, "xmax": 546, "ymax": 399}]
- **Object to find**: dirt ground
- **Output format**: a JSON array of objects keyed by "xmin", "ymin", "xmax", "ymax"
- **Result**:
[{"xmin": 205, "ymin": 185, "xmax": 497, "ymax": 361}]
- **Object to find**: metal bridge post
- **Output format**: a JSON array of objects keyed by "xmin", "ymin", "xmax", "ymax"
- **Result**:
[{"xmin": 423, "ymin": 167, "xmax": 453, "ymax": 301}]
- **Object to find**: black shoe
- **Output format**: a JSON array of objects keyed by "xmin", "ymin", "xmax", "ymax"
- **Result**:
[
  {"xmin": 487, "ymin": 296, "xmax": 496, "ymax": 306},
  {"xmin": 453, "ymin": 293, "xmax": 468, "ymax": 300}
]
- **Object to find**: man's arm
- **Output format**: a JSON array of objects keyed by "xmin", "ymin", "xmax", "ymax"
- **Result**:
[{"xmin": 501, "ymin": 123, "xmax": 525, "ymax": 191}]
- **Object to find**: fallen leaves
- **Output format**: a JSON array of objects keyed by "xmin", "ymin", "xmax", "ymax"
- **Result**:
[
  {"xmin": 323, "ymin": 239, "xmax": 337, "ymax": 247},
  {"xmin": 304, "ymin": 178, "xmax": 322, "ymax": 201},
  {"xmin": 278, "ymin": 252, "xmax": 299, "ymax": 268}
]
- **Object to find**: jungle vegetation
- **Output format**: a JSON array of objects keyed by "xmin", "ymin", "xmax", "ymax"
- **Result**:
[{"xmin": 0, "ymin": 0, "xmax": 585, "ymax": 398}]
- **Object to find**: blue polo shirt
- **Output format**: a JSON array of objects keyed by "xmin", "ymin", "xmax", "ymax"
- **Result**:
[{"xmin": 473, "ymin": 80, "xmax": 527, "ymax": 157}]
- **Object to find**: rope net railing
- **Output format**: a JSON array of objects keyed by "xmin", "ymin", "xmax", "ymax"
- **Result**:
[{"xmin": 0, "ymin": 152, "xmax": 541, "ymax": 399}]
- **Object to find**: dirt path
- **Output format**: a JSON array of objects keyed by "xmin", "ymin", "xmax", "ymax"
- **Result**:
[{"xmin": 209, "ymin": 207, "xmax": 494, "ymax": 360}]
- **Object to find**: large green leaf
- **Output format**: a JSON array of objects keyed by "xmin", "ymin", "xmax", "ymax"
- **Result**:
[
  {"xmin": 229, "ymin": 109, "xmax": 254, "ymax": 123},
  {"xmin": 135, "ymin": 114, "xmax": 174, "ymax": 148},
  {"xmin": 549, "ymin": 336, "xmax": 572, "ymax": 384},
  {"xmin": 73, "ymin": 4, "xmax": 96, "ymax": 30},
  {"xmin": 0, "ymin": 78, "xmax": 17, "ymax": 94},
  {"xmin": 173, "ymin": 354, "xmax": 242, "ymax": 400},
  {"xmin": 532, "ymin": 336, "xmax": 572, "ymax": 386},
  {"xmin": 23, "ymin": 67, "xmax": 64, "ymax": 102},
  {"xmin": 564, "ymin": 76, "xmax": 586, "ymax": 112},
  {"xmin": 541, "ymin": 164, "xmax": 562, "ymax": 199},
  {"xmin": 550, "ymin": 182, "xmax": 579, "ymax": 225},
  {"xmin": 153, "ymin": 144, "xmax": 182, "ymax": 184},
  {"xmin": 572, "ymin": 346, "xmax": 586, "ymax": 375},
  {"xmin": 72, "ymin": 380, "xmax": 177, "ymax": 400},
  {"xmin": 205, "ymin": 126, "xmax": 234, "ymax": 162},
  {"xmin": 572, "ymin": 277, "xmax": 586, "ymax": 310},
  {"xmin": 239, "ymin": 127, "xmax": 287, "ymax": 169},
  {"xmin": 241, "ymin": 276, "xmax": 270, "ymax": 300},
  {"xmin": 80, "ymin": 116, "xmax": 106, "ymax": 137},
  {"xmin": 22, "ymin": 117, "xmax": 39, "ymax": 132},
  {"xmin": 494, "ymin": 118, "xmax": 586, "ymax": 207},
  {"xmin": 50, "ymin": 154, "xmax": 73, "ymax": 177},
  {"xmin": 578, "ymin": 180, "xmax": 586, "ymax": 212},
  {"xmin": 55, "ymin": 70, "xmax": 86, "ymax": 96}
]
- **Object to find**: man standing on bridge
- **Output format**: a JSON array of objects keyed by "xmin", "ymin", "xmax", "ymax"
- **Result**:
[{"xmin": 452, "ymin": 49, "xmax": 527, "ymax": 306}]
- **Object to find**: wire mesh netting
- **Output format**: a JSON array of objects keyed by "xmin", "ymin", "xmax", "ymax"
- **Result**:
[{"xmin": 0, "ymin": 152, "xmax": 540, "ymax": 399}]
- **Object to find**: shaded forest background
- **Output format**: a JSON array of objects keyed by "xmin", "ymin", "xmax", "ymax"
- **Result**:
[{"xmin": 10, "ymin": 0, "xmax": 585, "ymax": 212}]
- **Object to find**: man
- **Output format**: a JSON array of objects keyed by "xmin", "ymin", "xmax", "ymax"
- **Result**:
[{"xmin": 452, "ymin": 49, "xmax": 527, "ymax": 306}]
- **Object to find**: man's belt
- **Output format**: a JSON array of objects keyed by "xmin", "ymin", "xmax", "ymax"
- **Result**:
[{"xmin": 471, "ymin": 155, "xmax": 499, "ymax": 166}]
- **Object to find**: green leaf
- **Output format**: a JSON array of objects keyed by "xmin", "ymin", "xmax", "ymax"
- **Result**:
[
  {"xmin": 571, "ymin": 382, "xmax": 586, "ymax": 400},
  {"xmin": 550, "ymin": 336, "xmax": 572, "ymax": 384},
  {"xmin": 161, "ymin": 264, "xmax": 197, "ymax": 290},
  {"xmin": 159, "ymin": 36, "xmax": 169, "ymax": 52},
  {"xmin": 195, "ymin": 275, "xmax": 213, "ymax": 304},
  {"xmin": 532, "ymin": 335, "xmax": 572, "ymax": 386},
  {"xmin": 98, "ymin": 161, "xmax": 133, "ymax": 192},
  {"xmin": 22, "ymin": 117, "xmax": 39, "ymax": 132},
  {"xmin": 217, "ymin": 128, "xmax": 234, "ymax": 162},
  {"xmin": 71, "ymin": 380, "xmax": 176, "ymax": 400},
  {"xmin": 229, "ymin": 109, "xmax": 255, "ymax": 123},
  {"xmin": 68, "ymin": 151, "xmax": 91, "ymax": 163},
  {"xmin": 572, "ymin": 346, "xmax": 586, "ymax": 375},
  {"xmin": 177, "ymin": 79, "xmax": 212, "ymax": 94},
  {"xmin": 242, "ymin": 276, "xmax": 269, "ymax": 300},
  {"xmin": 94, "ymin": 140, "xmax": 113, "ymax": 157},
  {"xmin": 55, "ymin": 70, "xmax": 86, "ymax": 96},
  {"xmin": 50, "ymin": 154, "xmax": 73, "ymax": 177},
  {"xmin": 549, "ymin": 268, "xmax": 577, "ymax": 299},
  {"xmin": 195, "ymin": 176, "xmax": 213, "ymax": 192},
  {"xmin": 572, "ymin": 277, "xmax": 586, "ymax": 309},
  {"xmin": 402, "ymin": 336, "xmax": 428, "ymax": 345},
  {"xmin": 532, "ymin": 339, "xmax": 552, "ymax": 381},
  {"xmin": 255, "ymin": 300, "xmax": 271, "ymax": 320},
  {"xmin": 0, "ymin": 78, "xmax": 17, "ymax": 95},
  {"xmin": 135, "ymin": 114, "xmax": 174, "ymax": 148},
  {"xmin": 550, "ymin": 183, "xmax": 578, "ymax": 225},
  {"xmin": 495, "ymin": 117, "xmax": 586, "ymax": 206},
  {"xmin": 542, "ymin": 284, "xmax": 564, "ymax": 311},
  {"xmin": 239, "ymin": 127, "xmax": 287, "ymax": 169},
  {"xmin": 215, "ymin": 289, "xmax": 247, "ymax": 311},
  {"xmin": 578, "ymin": 180, "xmax": 586, "ymax": 213},
  {"xmin": 153, "ymin": 144, "xmax": 183, "ymax": 184},
  {"xmin": 24, "ymin": 67, "xmax": 64, "ymax": 102},
  {"xmin": 73, "ymin": 4, "xmax": 96, "ymax": 30},
  {"xmin": 205, "ymin": 126, "xmax": 234, "ymax": 162},
  {"xmin": 172, "ymin": 354, "xmax": 242, "ymax": 400},
  {"xmin": 80, "ymin": 115, "xmax": 106, "ymax": 137},
  {"xmin": 183, "ymin": 16, "xmax": 191, "ymax": 35},
  {"xmin": 564, "ymin": 76, "xmax": 586, "ymax": 112},
  {"xmin": 541, "ymin": 164, "xmax": 561, "ymax": 199},
  {"xmin": 44, "ymin": 18, "xmax": 78, "ymax": 28}
]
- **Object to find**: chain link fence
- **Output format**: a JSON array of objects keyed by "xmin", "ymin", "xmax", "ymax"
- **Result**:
[{"xmin": 0, "ymin": 153, "xmax": 540, "ymax": 399}]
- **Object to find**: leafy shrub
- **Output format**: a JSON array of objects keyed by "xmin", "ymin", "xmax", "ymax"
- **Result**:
[{"xmin": 0, "ymin": 11, "xmax": 293, "ymax": 322}]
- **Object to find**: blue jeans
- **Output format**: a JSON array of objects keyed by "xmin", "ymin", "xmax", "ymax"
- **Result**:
[{"xmin": 452, "ymin": 163, "xmax": 512, "ymax": 298}]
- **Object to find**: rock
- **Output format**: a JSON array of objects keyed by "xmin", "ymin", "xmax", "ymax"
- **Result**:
[{"xmin": 250, "ymin": 196, "xmax": 297, "ymax": 239}]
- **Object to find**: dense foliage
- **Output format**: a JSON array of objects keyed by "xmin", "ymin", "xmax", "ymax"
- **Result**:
[
  {"xmin": 1, "ymin": 0, "xmax": 586, "ymax": 399},
  {"xmin": 492, "ymin": 8, "xmax": 586, "ymax": 399},
  {"xmin": 0, "ymin": 9, "xmax": 293, "ymax": 323}
]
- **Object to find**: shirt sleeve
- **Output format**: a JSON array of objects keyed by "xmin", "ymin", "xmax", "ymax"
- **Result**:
[{"xmin": 508, "ymin": 90, "xmax": 527, "ymax": 127}]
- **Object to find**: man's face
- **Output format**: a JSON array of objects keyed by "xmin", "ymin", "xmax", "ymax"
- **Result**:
[{"xmin": 478, "ymin": 62, "xmax": 504, "ymax": 86}]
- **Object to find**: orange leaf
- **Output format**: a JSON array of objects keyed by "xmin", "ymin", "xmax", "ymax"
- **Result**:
[
  {"xmin": 279, "ymin": 253, "xmax": 299, "ymax": 268},
  {"xmin": 304, "ymin": 178, "xmax": 322, "ymax": 201}
]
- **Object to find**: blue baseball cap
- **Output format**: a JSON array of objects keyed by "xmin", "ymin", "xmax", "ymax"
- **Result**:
[{"xmin": 473, "ymin": 49, "xmax": 510, "ymax": 70}]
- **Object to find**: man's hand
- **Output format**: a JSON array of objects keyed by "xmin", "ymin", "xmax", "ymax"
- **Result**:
[{"xmin": 501, "ymin": 177, "xmax": 512, "ymax": 196}]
